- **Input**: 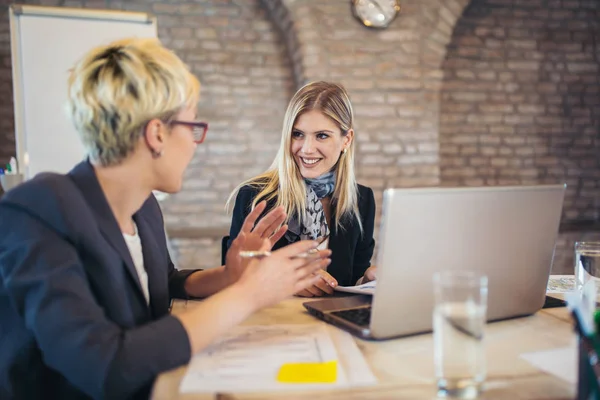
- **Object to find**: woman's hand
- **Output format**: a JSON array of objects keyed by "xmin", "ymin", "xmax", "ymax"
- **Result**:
[
  {"xmin": 176, "ymin": 241, "xmax": 330, "ymax": 355},
  {"xmin": 295, "ymin": 269, "xmax": 338, "ymax": 297},
  {"xmin": 238, "ymin": 201, "xmax": 287, "ymax": 250},
  {"xmin": 363, "ymin": 265, "xmax": 377, "ymax": 283},
  {"xmin": 225, "ymin": 201, "xmax": 288, "ymax": 285},
  {"xmin": 237, "ymin": 241, "xmax": 332, "ymax": 309}
]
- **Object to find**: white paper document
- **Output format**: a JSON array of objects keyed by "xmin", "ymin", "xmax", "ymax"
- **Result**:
[
  {"xmin": 519, "ymin": 346, "xmax": 577, "ymax": 384},
  {"xmin": 546, "ymin": 275, "xmax": 575, "ymax": 294},
  {"xmin": 179, "ymin": 323, "xmax": 376, "ymax": 393},
  {"xmin": 334, "ymin": 280, "xmax": 377, "ymax": 295}
]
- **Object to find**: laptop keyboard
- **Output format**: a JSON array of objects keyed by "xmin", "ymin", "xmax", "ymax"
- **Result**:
[{"xmin": 331, "ymin": 307, "xmax": 372, "ymax": 327}]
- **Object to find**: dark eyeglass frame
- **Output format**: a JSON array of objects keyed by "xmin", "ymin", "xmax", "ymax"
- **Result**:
[{"xmin": 169, "ymin": 120, "xmax": 209, "ymax": 144}]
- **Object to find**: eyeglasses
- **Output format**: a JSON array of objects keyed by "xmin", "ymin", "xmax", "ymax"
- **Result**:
[{"xmin": 170, "ymin": 120, "xmax": 209, "ymax": 144}]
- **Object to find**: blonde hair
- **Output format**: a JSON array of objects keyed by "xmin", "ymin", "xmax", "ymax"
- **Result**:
[
  {"xmin": 66, "ymin": 37, "xmax": 200, "ymax": 166},
  {"xmin": 228, "ymin": 81, "xmax": 361, "ymax": 233}
]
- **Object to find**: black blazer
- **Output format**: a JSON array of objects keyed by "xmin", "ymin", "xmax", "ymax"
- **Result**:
[
  {"xmin": 0, "ymin": 161, "xmax": 196, "ymax": 400},
  {"xmin": 227, "ymin": 184, "xmax": 376, "ymax": 286}
]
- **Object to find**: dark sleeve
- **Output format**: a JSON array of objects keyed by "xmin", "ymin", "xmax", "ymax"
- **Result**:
[
  {"xmin": 227, "ymin": 186, "xmax": 259, "ymax": 250},
  {"xmin": 352, "ymin": 186, "xmax": 376, "ymax": 284},
  {"xmin": 0, "ymin": 206, "xmax": 192, "ymax": 399},
  {"xmin": 144, "ymin": 193, "xmax": 199, "ymax": 299},
  {"xmin": 168, "ymin": 259, "xmax": 197, "ymax": 299}
]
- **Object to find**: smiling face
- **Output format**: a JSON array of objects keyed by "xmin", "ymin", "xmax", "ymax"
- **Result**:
[{"xmin": 290, "ymin": 109, "xmax": 353, "ymax": 179}]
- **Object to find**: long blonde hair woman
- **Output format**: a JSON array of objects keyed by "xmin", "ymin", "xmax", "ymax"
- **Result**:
[{"xmin": 227, "ymin": 81, "xmax": 376, "ymax": 296}]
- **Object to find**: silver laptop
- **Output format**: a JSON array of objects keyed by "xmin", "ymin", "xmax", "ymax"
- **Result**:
[{"xmin": 304, "ymin": 184, "xmax": 566, "ymax": 340}]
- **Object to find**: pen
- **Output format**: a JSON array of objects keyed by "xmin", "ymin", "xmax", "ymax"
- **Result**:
[
  {"xmin": 239, "ymin": 248, "xmax": 321, "ymax": 260},
  {"xmin": 239, "ymin": 236, "xmax": 329, "ymax": 260}
]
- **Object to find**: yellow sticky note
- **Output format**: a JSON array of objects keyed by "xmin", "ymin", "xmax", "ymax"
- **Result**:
[{"xmin": 276, "ymin": 360, "xmax": 337, "ymax": 384}]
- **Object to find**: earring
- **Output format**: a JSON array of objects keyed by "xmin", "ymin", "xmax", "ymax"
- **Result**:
[
  {"xmin": 151, "ymin": 149, "xmax": 163, "ymax": 159},
  {"xmin": 342, "ymin": 148, "xmax": 347, "ymax": 154}
]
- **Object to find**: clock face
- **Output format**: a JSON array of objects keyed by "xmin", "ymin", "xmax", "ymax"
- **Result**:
[{"xmin": 352, "ymin": 0, "xmax": 400, "ymax": 29}]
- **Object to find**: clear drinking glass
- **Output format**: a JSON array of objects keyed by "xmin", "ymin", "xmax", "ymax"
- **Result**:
[
  {"xmin": 433, "ymin": 271, "xmax": 488, "ymax": 399},
  {"xmin": 574, "ymin": 241, "xmax": 600, "ymax": 293}
]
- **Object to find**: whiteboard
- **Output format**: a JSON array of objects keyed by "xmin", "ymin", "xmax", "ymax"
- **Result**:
[{"xmin": 10, "ymin": 5, "xmax": 157, "ymax": 179}]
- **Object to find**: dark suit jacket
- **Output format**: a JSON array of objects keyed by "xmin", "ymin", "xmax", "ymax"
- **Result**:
[
  {"xmin": 228, "ymin": 184, "xmax": 375, "ymax": 286},
  {"xmin": 0, "ymin": 161, "xmax": 197, "ymax": 400}
]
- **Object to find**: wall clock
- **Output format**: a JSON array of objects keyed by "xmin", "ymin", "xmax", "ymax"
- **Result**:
[{"xmin": 351, "ymin": 0, "xmax": 401, "ymax": 29}]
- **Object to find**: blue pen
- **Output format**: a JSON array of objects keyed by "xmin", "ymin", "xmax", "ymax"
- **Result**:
[{"xmin": 0, "ymin": 168, "xmax": 4, "ymax": 175}]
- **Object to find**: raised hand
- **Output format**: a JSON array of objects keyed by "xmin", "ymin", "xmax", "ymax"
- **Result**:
[
  {"xmin": 225, "ymin": 201, "xmax": 288, "ymax": 285},
  {"xmin": 239, "ymin": 201, "xmax": 287, "ymax": 251}
]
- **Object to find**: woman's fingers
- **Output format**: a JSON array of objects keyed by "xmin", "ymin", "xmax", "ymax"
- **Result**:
[
  {"xmin": 256, "ymin": 211, "xmax": 286, "ymax": 239},
  {"xmin": 251, "ymin": 206, "xmax": 285, "ymax": 237},
  {"xmin": 364, "ymin": 265, "xmax": 377, "ymax": 282},
  {"xmin": 313, "ymin": 274, "xmax": 335, "ymax": 295},
  {"xmin": 295, "ymin": 258, "xmax": 331, "ymax": 281},
  {"xmin": 296, "ymin": 274, "xmax": 324, "ymax": 295},
  {"xmin": 240, "ymin": 201, "xmax": 267, "ymax": 234},
  {"xmin": 268, "ymin": 224, "xmax": 288, "ymax": 245},
  {"xmin": 307, "ymin": 284, "xmax": 327, "ymax": 296},
  {"xmin": 295, "ymin": 289, "xmax": 314, "ymax": 297},
  {"xmin": 316, "ymin": 269, "xmax": 337, "ymax": 288}
]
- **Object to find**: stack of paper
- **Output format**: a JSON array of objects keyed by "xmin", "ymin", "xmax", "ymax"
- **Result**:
[
  {"xmin": 334, "ymin": 280, "xmax": 377, "ymax": 295},
  {"xmin": 179, "ymin": 323, "xmax": 376, "ymax": 393}
]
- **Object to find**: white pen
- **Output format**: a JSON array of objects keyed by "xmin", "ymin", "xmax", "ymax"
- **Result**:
[{"xmin": 239, "ymin": 248, "xmax": 321, "ymax": 260}]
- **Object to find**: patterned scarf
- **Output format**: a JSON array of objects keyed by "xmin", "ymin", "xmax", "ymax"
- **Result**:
[{"xmin": 286, "ymin": 171, "xmax": 336, "ymax": 242}]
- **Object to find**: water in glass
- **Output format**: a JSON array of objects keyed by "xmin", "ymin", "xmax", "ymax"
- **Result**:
[{"xmin": 434, "ymin": 301, "xmax": 486, "ymax": 399}]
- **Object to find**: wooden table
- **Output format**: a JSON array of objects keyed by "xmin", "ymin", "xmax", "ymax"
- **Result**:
[{"xmin": 152, "ymin": 295, "xmax": 576, "ymax": 399}]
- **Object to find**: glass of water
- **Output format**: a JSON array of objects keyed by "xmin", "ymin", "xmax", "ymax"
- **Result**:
[
  {"xmin": 574, "ymin": 241, "xmax": 600, "ymax": 293},
  {"xmin": 433, "ymin": 271, "xmax": 488, "ymax": 399}
]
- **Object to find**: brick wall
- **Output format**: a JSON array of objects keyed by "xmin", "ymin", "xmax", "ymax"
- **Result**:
[
  {"xmin": 264, "ymin": 0, "xmax": 474, "ymax": 237},
  {"xmin": 440, "ymin": 0, "xmax": 600, "ymax": 223}
]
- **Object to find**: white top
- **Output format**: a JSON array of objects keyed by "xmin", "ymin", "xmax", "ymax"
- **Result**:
[{"xmin": 123, "ymin": 222, "xmax": 150, "ymax": 305}]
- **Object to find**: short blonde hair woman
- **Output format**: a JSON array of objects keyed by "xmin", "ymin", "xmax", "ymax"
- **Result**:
[
  {"xmin": 227, "ymin": 81, "xmax": 376, "ymax": 297},
  {"xmin": 0, "ymin": 38, "xmax": 329, "ymax": 399}
]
